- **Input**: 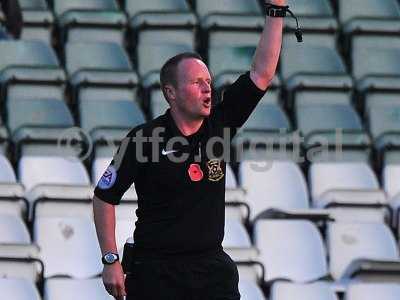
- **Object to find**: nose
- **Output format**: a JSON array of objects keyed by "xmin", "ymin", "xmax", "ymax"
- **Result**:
[{"xmin": 201, "ymin": 81, "xmax": 211, "ymax": 93}]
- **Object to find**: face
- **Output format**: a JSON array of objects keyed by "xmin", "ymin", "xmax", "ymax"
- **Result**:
[{"xmin": 166, "ymin": 58, "xmax": 212, "ymax": 120}]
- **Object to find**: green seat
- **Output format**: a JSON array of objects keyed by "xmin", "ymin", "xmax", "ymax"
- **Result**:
[
  {"xmin": 148, "ymin": 89, "xmax": 169, "ymax": 119},
  {"xmin": 126, "ymin": 0, "xmax": 197, "ymax": 53},
  {"xmin": 136, "ymin": 43, "xmax": 193, "ymax": 79},
  {"xmin": 338, "ymin": 0, "xmax": 400, "ymax": 25},
  {"xmin": 7, "ymin": 98, "xmax": 74, "ymax": 138},
  {"xmin": 242, "ymin": 104, "xmax": 290, "ymax": 132},
  {"xmin": 53, "ymin": 0, "xmax": 126, "ymax": 45},
  {"xmin": 367, "ymin": 98, "xmax": 400, "ymax": 153},
  {"xmin": 66, "ymin": 42, "xmax": 132, "ymax": 75},
  {"xmin": 0, "ymin": 40, "xmax": 59, "ymax": 71},
  {"xmin": 79, "ymin": 93, "xmax": 145, "ymax": 138},
  {"xmin": 281, "ymin": 45, "xmax": 347, "ymax": 81},
  {"xmin": 287, "ymin": 0, "xmax": 333, "ymax": 17},
  {"xmin": 209, "ymin": 45, "xmax": 255, "ymax": 79},
  {"xmin": 18, "ymin": 0, "xmax": 54, "ymax": 44}
]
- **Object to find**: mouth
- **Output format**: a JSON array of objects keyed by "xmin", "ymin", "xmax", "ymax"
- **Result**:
[{"xmin": 203, "ymin": 97, "xmax": 211, "ymax": 108}]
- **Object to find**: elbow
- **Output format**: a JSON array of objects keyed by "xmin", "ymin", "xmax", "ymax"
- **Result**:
[{"xmin": 250, "ymin": 69, "xmax": 275, "ymax": 91}]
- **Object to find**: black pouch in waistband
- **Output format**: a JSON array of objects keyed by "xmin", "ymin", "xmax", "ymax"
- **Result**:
[{"xmin": 121, "ymin": 242, "xmax": 135, "ymax": 275}]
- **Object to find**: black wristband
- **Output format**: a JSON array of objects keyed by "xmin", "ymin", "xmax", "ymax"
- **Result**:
[
  {"xmin": 264, "ymin": 2, "xmax": 303, "ymax": 43},
  {"xmin": 265, "ymin": 4, "xmax": 289, "ymax": 18}
]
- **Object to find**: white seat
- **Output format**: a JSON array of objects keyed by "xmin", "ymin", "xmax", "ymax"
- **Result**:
[
  {"xmin": 254, "ymin": 220, "xmax": 328, "ymax": 282},
  {"xmin": 223, "ymin": 218, "xmax": 251, "ymax": 248},
  {"xmin": 44, "ymin": 277, "xmax": 113, "ymax": 300},
  {"xmin": 271, "ymin": 281, "xmax": 339, "ymax": 300},
  {"xmin": 0, "ymin": 278, "xmax": 41, "ymax": 300},
  {"xmin": 226, "ymin": 163, "xmax": 237, "ymax": 188},
  {"xmin": 92, "ymin": 156, "xmax": 112, "ymax": 185},
  {"xmin": 0, "ymin": 215, "xmax": 30, "ymax": 243},
  {"xmin": 115, "ymin": 202, "xmax": 137, "ymax": 255},
  {"xmin": 19, "ymin": 155, "xmax": 90, "ymax": 192},
  {"xmin": 34, "ymin": 215, "xmax": 102, "ymax": 278},
  {"xmin": 328, "ymin": 222, "xmax": 400, "ymax": 280},
  {"xmin": 239, "ymin": 160, "xmax": 309, "ymax": 220},
  {"xmin": 310, "ymin": 162, "xmax": 386, "ymax": 222},
  {"xmin": 345, "ymin": 282, "xmax": 400, "ymax": 300},
  {"xmin": 383, "ymin": 164, "xmax": 400, "ymax": 198},
  {"xmin": 0, "ymin": 155, "xmax": 16, "ymax": 182},
  {"xmin": 239, "ymin": 279, "xmax": 266, "ymax": 300},
  {"xmin": 310, "ymin": 162, "xmax": 379, "ymax": 204}
]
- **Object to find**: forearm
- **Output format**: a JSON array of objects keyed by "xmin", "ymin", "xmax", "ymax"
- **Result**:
[
  {"xmin": 93, "ymin": 195, "xmax": 118, "ymax": 255},
  {"xmin": 250, "ymin": 0, "xmax": 286, "ymax": 90}
]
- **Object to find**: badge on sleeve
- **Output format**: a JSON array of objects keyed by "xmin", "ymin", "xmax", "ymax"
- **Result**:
[
  {"xmin": 98, "ymin": 165, "xmax": 117, "ymax": 190},
  {"xmin": 188, "ymin": 164, "xmax": 203, "ymax": 182}
]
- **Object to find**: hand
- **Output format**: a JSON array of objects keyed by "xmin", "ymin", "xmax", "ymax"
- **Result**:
[{"xmin": 102, "ymin": 262, "xmax": 127, "ymax": 300}]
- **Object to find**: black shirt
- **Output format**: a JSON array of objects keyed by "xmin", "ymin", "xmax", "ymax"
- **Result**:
[{"xmin": 94, "ymin": 72, "xmax": 265, "ymax": 257}]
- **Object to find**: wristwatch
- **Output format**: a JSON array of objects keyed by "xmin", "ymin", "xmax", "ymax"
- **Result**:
[{"xmin": 102, "ymin": 252, "xmax": 119, "ymax": 265}]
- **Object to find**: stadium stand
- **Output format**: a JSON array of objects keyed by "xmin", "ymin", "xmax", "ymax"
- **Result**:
[{"xmin": 1, "ymin": 0, "xmax": 400, "ymax": 299}]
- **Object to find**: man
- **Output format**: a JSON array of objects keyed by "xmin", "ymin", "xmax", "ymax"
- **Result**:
[
  {"xmin": 93, "ymin": 0, "xmax": 291, "ymax": 299},
  {"xmin": 0, "ymin": 0, "xmax": 23, "ymax": 39}
]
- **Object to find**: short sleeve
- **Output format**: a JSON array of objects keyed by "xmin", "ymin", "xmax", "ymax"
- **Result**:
[
  {"xmin": 214, "ymin": 72, "xmax": 266, "ymax": 131},
  {"xmin": 94, "ymin": 134, "xmax": 139, "ymax": 205}
]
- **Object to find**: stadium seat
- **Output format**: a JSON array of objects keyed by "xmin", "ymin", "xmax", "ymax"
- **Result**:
[
  {"xmin": 0, "ymin": 244, "xmax": 43, "ymax": 293},
  {"xmin": 6, "ymin": 93, "xmax": 74, "ymax": 138},
  {"xmin": 254, "ymin": 219, "xmax": 328, "ymax": 282},
  {"xmin": 78, "ymin": 87, "xmax": 145, "ymax": 138},
  {"xmin": 226, "ymin": 164, "xmax": 237, "ymax": 189},
  {"xmin": 225, "ymin": 247, "xmax": 266, "ymax": 300},
  {"xmin": 345, "ymin": 282, "xmax": 400, "ymax": 300},
  {"xmin": 146, "ymin": 88, "xmax": 169, "ymax": 119},
  {"xmin": 223, "ymin": 203, "xmax": 251, "ymax": 248},
  {"xmin": 338, "ymin": 0, "xmax": 400, "ymax": 25},
  {"xmin": 365, "ymin": 92, "xmax": 400, "ymax": 159},
  {"xmin": 0, "ymin": 215, "xmax": 30, "ymax": 244},
  {"xmin": 19, "ymin": 0, "xmax": 54, "ymax": 44},
  {"xmin": 66, "ymin": 42, "xmax": 132, "ymax": 76},
  {"xmin": 239, "ymin": 160, "xmax": 309, "ymax": 221},
  {"xmin": 294, "ymin": 90, "xmax": 371, "ymax": 162},
  {"xmin": 53, "ymin": 0, "xmax": 127, "ymax": 45},
  {"xmin": 125, "ymin": 0, "xmax": 195, "ymax": 41},
  {"xmin": 0, "ymin": 155, "xmax": 16, "ymax": 182},
  {"xmin": 271, "ymin": 281, "xmax": 339, "ymax": 300},
  {"xmin": 287, "ymin": 0, "xmax": 333, "ymax": 18},
  {"xmin": 328, "ymin": 222, "xmax": 400, "ymax": 281},
  {"xmin": 44, "ymin": 277, "xmax": 113, "ymax": 300},
  {"xmin": 33, "ymin": 199, "xmax": 101, "ymax": 278},
  {"xmin": 0, "ymin": 278, "xmax": 41, "ymax": 300},
  {"xmin": 309, "ymin": 162, "xmax": 388, "ymax": 222},
  {"xmin": 19, "ymin": 155, "xmax": 91, "ymax": 192},
  {"xmin": 115, "ymin": 201, "xmax": 138, "ymax": 255}
]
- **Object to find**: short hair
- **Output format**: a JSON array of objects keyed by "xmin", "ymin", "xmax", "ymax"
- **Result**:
[{"xmin": 160, "ymin": 52, "xmax": 203, "ymax": 101}]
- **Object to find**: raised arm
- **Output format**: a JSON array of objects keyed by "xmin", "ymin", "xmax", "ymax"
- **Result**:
[{"xmin": 250, "ymin": 0, "xmax": 286, "ymax": 91}]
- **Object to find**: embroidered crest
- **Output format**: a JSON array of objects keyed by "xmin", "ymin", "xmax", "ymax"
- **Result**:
[{"xmin": 207, "ymin": 159, "xmax": 224, "ymax": 182}]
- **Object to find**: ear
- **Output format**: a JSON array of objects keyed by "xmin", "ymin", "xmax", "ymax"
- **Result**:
[{"xmin": 164, "ymin": 84, "xmax": 176, "ymax": 102}]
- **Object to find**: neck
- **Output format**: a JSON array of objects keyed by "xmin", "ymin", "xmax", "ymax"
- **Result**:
[{"xmin": 170, "ymin": 107, "xmax": 204, "ymax": 136}]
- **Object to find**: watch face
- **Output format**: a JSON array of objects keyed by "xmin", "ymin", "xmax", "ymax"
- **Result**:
[{"xmin": 104, "ymin": 253, "xmax": 117, "ymax": 263}]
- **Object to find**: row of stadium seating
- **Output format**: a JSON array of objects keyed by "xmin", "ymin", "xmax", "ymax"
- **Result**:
[
  {"xmin": 1, "ymin": 183, "xmax": 400, "ymax": 299},
  {"xmin": 2, "ymin": 0, "xmax": 400, "ymax": 299}
]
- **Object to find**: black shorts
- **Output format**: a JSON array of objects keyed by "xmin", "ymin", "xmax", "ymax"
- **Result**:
[{"xmin": 125, "ymin": 250, "xmax": 240, "ymax": 300}]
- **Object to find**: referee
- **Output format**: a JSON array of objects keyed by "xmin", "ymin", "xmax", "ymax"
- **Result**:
[{"xmin": 93, "ymin": 0, "xmax": 289, "ymax": 299}]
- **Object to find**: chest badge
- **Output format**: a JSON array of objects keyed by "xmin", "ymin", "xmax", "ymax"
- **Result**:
[
  {"xmin": 207, "ymin": 159, "xmax": 224, "ymax": 182},
  {"xmin": 188, "ymin": 163, "xmax": 204, "ymax": 182}
]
